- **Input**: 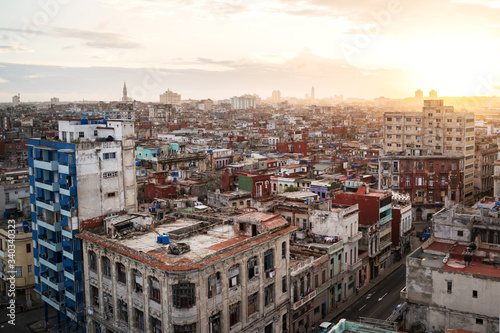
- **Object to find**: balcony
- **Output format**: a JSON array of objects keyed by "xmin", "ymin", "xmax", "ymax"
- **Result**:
[
  {"xmin": 65, "ymin": 286, "xmax": 76, "ymax": 302},
  {"xmin": 40, "ymin": 274, "xmax": 64, "ymax": 291},
  {"xmin": 63, "ymin": 246, "xmax": 74, "ymax": 260},
  {"xmin": 34, "ymin": 159, "xmax": 58, "ymax": 171},
  {"xmin": 291, "ymin": 290, "xmax": 317, "ymax": 311},
  {"xmin": 66, "ymin": 308, "xmax": 77, "ymax": 322},
  {"xmin": 348, "ymin": 258, "xmax": 362, "ymax": 273},
  {"xmin": 36, "ymin": 198, "xmax": 61, "ymax": 212},
  {"xmin": 62, "ymin": 226, "xmax": 73, "ymax": 239},
  {"xmin": 37, "ymin": 215, "xmax": 62, "ymax": 232},
  {"xmin": 291, "ymin": 257, "xmax": 314, "ymax": 277},
  {"xmin": 41, "ymin": 291, "xmax": 65, "ymax": 311},
  {"xmin": 61, "ymin": 205, "xmax": 77, "ymax": 218},
  {"xmin": 380, "ymin": 240, "xmax": 392, "ymax": 251},
  {"xmin": 379, "ymin": 215, "xmax": 392, "ymax": 225},
  {"xmin": 64, "ymin": 266, "xmax": 75, "ymax": 281},
  {"xmin": 58, "ymin": 163, "xmax": 76, "ymax": 175},
  {"xmin": 347, "ymin": 232, "xmax": 362, "ymax": 243},
  {"xmin": 35, "ymin": 178, "xmax": 60, "ymax": 192},
  {"xmin": 38, "ymin": 237, "xmax": 63, "ymax": 252},
  {"xmin": 39, "ymin": 256, "xmax": 64, "ymax": 272},
  {"xmin": 59, "ymin": 184, "xmax": 77, "ymax": 197},
  {"xmin": 400, "ymin": 286, "xmax": 407, "ymax": 300}
]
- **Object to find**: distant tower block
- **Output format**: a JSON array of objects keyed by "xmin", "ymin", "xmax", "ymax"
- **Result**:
[
  {"xmin": 429, "ymin": 90, "xmax": 437, "ymax": 99},
  {"xmin": 311, "ymin": 86, "xmax": 315, "ymax": 101},
  {"xmin": 415, "ymin": 89, "xmax": 423, "ymax": 106}
]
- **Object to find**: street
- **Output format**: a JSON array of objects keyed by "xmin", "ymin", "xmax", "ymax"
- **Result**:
[{"xmin": 330, "ymin": 264, "xmax": 407, "ymax": 323}]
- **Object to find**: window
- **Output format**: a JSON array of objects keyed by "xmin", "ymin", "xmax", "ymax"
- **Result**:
[
  {"xmin": 264, "ymin": 284, "xmax": 275, "ymax": 306},
  {"xmin": 94, "ymin": 130, "xmax": 98, "ymax": 136},
  {"xmin": 89, "ymin": 251, "xmax": 97, "ymax": 271},
  {"xmin": 104, "ymin": 292, "xmax": 113, "ymax": 318},
  {"xmin": 473, "ymin": 290, "xmax": 478, "ymax": 298},
  {"xmin": 282, "ymin": 276, "xmax": 287, "ymax": 293},
  {"xmin": 172, "ymin": 283, "xmax": 195, "ymax": 308},
  {"xmin": 28, "ymin": 265, "xmax": 32, "ymax": 273},
  {"xmin": 151, "ymin": 317, "xmax": 162, "ymax": 333},
  {"xmin": 118, "ymin": 299, "xmax": 128, "ymax": 324},
  {"xmin": 135, "ymin": 308, "xmax": 144, "ymax": 331},
  {"xmin": 103, "ymin": 152, "xmax": 116, "ymax": 160},
  {"xmin": 149, "ymin": 277, "xmax": 161, "ymax": 303},
  {"xmin": 248, "ymin": 292, "xmax": 258, "ymax": 316},
  {"xmin": 133, "ymin": 269, "xmax": 143, "ymax": 293},
  {"xmin": 315, "ymin": 274, "xmax": 319, "ymax": 288},
  {"xmin": 117, "ymin": 263, "xmax": 126, "ymax": 284},
  {"xmin": 102, "ymin": 256, "xmax": 111, "ymax": 278},
  {"xmin": 79, "ymin": 132, "xmax": 84, "ymax": 138},
  {"xmin": 174, "ymin": 323, "xmax": 196, "ymax": 333},
  {"xmin": 282, "ymin": 241, "xmax": 286, "ymax": 259},
  {"xmin": 447, "ymin": 281, "xmax": 452, "ymax": 293},
  {"xmin": 229, "ymin": 302, "xmax": 240, "ymax": 327},
  {"xmin": 264, "ymin": 249, "xmax": 274, "ymax": 271},
  {"xmin": 91, "ymin": 286, "xmax": 99, "ymax": 306},
  {"xmin": 247, "ymin": 256, "xmax": 259, "ymax": 280},
  {"xmin": 26, "ymin": 243, "xmax": 31, "ymax": 253},
  {"xmin": 476, "ymin": 318, "xmax": 483, "ymax": 325},
  {"xmin": 208, "ymin": 272, "xmax": 221, "ymax": 298},
  {"xmin": 228, "ymin": 265, "xmax": 240, "ymax": 288},
  {"xmin": 14, "ymin": 266, "xmax": 22, "ymax": 278},
  {"xmin": 322, "ymin": 270, "xmax": 326, "ymax": 283}
]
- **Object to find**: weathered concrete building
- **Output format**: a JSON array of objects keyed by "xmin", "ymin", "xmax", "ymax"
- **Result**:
[
  {"xmin": 78, "ymin": 211, "xmax": 294, "ymax": 333},
  {"xmin": 309, "ymin": 202, "xmax": 363, "ymax": 297},
  {"xmin": 207, "ymin": 189, "xmax": 253, "ymax": 209},
  {"xmin": 405, "ymin": 237, "xmax": 500, "ymax": 333},
  {"xmin": 28, "ymin": 118, "xmax": 137, "ymax": 331},
  {"xmin": 289, "ymin": 238, "xmax": 344, "ymax": 332},
  {"xmin": 473, "ymin": 137, "xmax": 496, "ymax": 201},
  {"xmin": 379, "ymin": 155, "xmax": 463, "ymax": 221},
  {"xmin": 331, "ymin": 183, "xmax": 392, "ymax": 281},
  {"xmin": 383, "ymin": 100, "xmax": 475, "ymax": 202}
]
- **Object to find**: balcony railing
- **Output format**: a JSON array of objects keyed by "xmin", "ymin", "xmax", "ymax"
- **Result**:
[{"xmin": 292, "ymin": 290, "xmax": 317, "ymax": 310}]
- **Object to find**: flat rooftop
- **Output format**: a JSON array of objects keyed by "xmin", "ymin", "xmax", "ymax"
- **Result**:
[
  {"xmin": 411, "ymin": 238, "xmax": 500, "ymax": 278},
  {"xmin": 78, "ymin": 213, "xmax": 294, "ymax": 271}
]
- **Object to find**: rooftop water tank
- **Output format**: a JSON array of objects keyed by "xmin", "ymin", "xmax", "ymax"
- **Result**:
[
  {"xmin": 3, "ymin": 211, "xmax": 10, "ymax": 218},
  {"xmin": 81, "ymin": 117, "xmax": 89, "ymax": 125},
  {"xmin": 136, "ymin": 161, "xmax": 141, "ymax": 166}
]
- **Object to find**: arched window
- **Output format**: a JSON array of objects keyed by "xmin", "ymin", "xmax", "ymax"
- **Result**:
[
  {"xmin": 116, "ymin": 262, "xmax": 126, "ymax": 284},
  {"xmin": 88, "ymin": 251, "xmax": 97, "ymax": 272},
  {"xmin": 149, "ymin": 276, "xmax": 160, "ymax": 303},
  {"xmin": 102, "ymin": 256, "xmax": 111, "ymax": 278},
  {"xmin": 132, "ymin": 269, "xmax": 143, "ymax": 294}
]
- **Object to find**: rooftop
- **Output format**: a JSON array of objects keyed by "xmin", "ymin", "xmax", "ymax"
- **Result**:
[
  {"xmin": 411, "ymin": 238, "xmax": 500, "ymax": 279},
  {"xmin": 78, "ymin": 212, "xmax": 294, "ymax": 271}
]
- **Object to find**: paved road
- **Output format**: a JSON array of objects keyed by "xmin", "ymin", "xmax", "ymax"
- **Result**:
[{"xmin": 331, "ymin": 264, "xmax": 406, "ymax": 323}]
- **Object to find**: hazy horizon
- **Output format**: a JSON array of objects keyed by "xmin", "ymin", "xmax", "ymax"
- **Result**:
[{"xmin": 1, "ymin": 0, "xmax": 500, "ymax": 102}]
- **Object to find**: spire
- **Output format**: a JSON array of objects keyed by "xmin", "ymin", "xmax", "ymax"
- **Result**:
[{"xmin": 122, "ymin": 81, "xmax": 128, "ymax": 101}]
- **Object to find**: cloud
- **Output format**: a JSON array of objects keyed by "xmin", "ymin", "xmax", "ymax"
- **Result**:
[
  {"xmin": 0, "ymin": 77, "xmax": 8, "ymax": 84},
  {"xmin": 0, "ymin": 27, "xmax": 141, "ymax": 49},
  {"xmin": 0, "ymin": 45, "xmax": 32, "ymax": 53}
]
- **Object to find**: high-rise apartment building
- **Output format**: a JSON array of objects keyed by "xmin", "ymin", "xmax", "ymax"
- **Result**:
[
  {"xmin": 429, "ymin": 90, "xmax": 437, "ymax": 99},
  {"xmin": 159, "ymin": 89, "xmax": 181, "ymax": 105},
  {"xmin": 414, "ymin": 90, "xmax": 423, "ymax": 107},
  {"xmin": 271, "ymin": 90, "xmax": 281, "ymax": 104},
  {"xmin": 28, "ymin": 118, "xmax": 136, "ymax": 331},
  {"xmin": 383, "ymin": 100, "xmax": 475, "ymax": 202},
  {"xmin": 12, "ymin": 93, "xmax": 20, "ymax": 106}
]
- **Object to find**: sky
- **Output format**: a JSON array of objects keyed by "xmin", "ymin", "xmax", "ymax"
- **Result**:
[{"xmin": 1, "ymin": 0, "xmax": 500, "ymax": 102}]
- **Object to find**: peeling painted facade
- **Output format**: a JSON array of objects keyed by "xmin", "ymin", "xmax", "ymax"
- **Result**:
[{"xmin": 79, "ymin": 212, "xmax": 294, "ymax": 333}]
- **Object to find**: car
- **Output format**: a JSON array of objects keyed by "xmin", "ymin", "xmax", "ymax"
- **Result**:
[{"xmin": 315, "ymin": 322, "xmax": 334, "ymax": 333}]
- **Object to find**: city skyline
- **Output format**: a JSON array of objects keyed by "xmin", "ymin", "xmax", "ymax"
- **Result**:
[{"xmin": 1, "ymin": 0, "xmax": 500, "ymax": 102}]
